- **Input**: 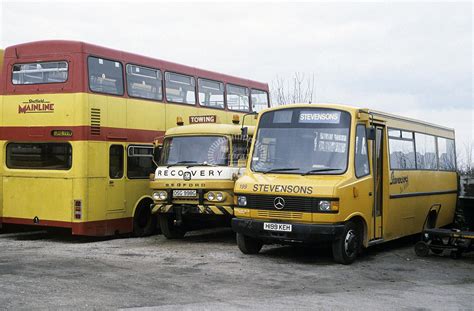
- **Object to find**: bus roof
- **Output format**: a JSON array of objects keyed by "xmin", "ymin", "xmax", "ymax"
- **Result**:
[
  {"xmin": 165, "ymin": 124, "xmax": 255, "ymax": 137},
  {"xmin": 262, "ymin": 103, "xmax": 455, "ymax": 134},
  {"xmin": 3, "ymin": 40, "xmax": 268, "ymax": 90}
]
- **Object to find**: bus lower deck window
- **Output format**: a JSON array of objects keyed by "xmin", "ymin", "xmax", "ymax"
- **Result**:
[{"xmin": 6, "ymin": 143, "xmax": 72, "ymax": 170}]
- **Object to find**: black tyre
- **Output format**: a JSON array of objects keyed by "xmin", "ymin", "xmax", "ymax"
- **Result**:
[
  {"xmin": 332, "ymin": 221, "xmax": 361, "ymax": 264},
  {"xmin": 236, "ymin": 233, "xmax": 263, "ymax": 254},
  {"xmin": 450, "ymin": 250, "xmax": 462, "ymax": 259},
  {"xmin": 133, "ymin": 203, "xmax": 157, "ymax": 237},
  {"xmin": 159, "ymin": 214, "xmax": 186, "ymax": 239},
  {"xmin": 414, "ymin": 241, "xmax": 430, "ymax": 257}
]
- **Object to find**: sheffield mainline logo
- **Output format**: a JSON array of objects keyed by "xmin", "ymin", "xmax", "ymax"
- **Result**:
[{"xmin": 18, "ymin": 99, "xmax": 54, "ymax": 114}]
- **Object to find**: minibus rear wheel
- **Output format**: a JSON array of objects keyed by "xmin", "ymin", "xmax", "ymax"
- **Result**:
[
  {"xmin": 159, "ymin": 214, "xmax": 186, "ymax": 239},
  {"xmin": 236, "ymin": 233, "xmax": 263, "ymax": 254},
  {"xmin": 332, "ymin": 221, "xmax": 361, "ymax": 264}
]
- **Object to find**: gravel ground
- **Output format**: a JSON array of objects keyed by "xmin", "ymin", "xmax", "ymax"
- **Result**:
[{"xmin": 0, "ymin": 227, "xmax": 472, "ymax": 310}]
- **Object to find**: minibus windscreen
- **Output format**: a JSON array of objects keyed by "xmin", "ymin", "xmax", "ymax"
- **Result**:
[
  {"xmin": 160, "ymin": 136, "xmax": 230, "ymax": 166},
  {"xmin": 251, "ymin": 108, "xmax": 351, "ymax": 175}
]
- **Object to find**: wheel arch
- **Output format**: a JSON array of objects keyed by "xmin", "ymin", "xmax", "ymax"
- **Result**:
[
  {"xmin": 132, "ymin": 195, "xmax": 154, "ymax": 218},
  {"xmin": 344, "ymin": 212, "xmax": 369, "ymax": 248}
]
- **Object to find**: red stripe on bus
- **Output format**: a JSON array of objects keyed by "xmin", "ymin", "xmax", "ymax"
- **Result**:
[
  {"xmin": 0, "ymin": 217, "xmax": 133, "ymax": 237},
  {"xmin": 0, "ymin": 126, "xmax": 165, "ymax": 143}
]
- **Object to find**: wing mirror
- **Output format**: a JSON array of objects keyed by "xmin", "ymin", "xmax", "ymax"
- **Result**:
[{"xmin": 366, "ymin": 127, "xmax": 376, "ymax": 141}]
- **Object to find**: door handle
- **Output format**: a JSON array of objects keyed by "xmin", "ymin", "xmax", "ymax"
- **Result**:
[
  {"xmin": 109, "ymin": 180, "xmax": 114, "ymax": 185},
  {"xmin": 369, "ymin": 192, "xmax": 373, "ymax": 196}
]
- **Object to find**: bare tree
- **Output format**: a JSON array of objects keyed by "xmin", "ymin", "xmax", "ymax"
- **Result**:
[
  {"xmin": 458, "ymin": 141, "xmax": 474, "ymax": 176},
  {"xmin": 270, "ymin": 73, "xmax": 315, "ymax": 106}
]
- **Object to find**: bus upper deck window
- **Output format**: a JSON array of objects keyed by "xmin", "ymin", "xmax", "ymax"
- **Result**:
[
  {"xmin": 227, "ymin": 84, "xmax": 249, "ymax": 112},
  {"xmin": 88, "ymin": 57, "xmax": 124, "ymax": 96},
  {"xmin": 165, "ymin": 72, "xmax": 196, "ymax": 105},
  {"xmin": 126, "ymin": 64, "xmax": 162, "ymax": 101},
  {"xmin": 251, "ymin": 89, "xmax": 269, "ymax": 113},
  {"xmin": 12, "ymin": 61, "xmax": 68, "ymax": 85},
  {"xmin": 198, "ymin": 78, "xmax": 224, "ymax": 109}
]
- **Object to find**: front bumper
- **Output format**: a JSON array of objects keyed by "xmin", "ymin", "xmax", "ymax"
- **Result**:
[
  {"xmin": 153, "ymin": 203, "xmax": 234, "ymax": 217},
  {"xmin": 231, "ymin": 218, "xmax": 345, "ymax": 244}
]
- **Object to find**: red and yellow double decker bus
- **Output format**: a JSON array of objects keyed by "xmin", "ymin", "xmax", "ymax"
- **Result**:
[{"xmin": 0, "ymin": 40, "xmax": 269, "ymax": 236}]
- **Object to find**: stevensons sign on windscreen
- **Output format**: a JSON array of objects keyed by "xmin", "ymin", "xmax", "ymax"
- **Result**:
[{"xmin": 299, "ymin": 110, "xmax": 341, "ymax": 124}]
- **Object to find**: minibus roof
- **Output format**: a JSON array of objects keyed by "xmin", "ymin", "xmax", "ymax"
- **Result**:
[{"xmin": 261, "ymin": 103, "xmax": 455, "ymax": 133}]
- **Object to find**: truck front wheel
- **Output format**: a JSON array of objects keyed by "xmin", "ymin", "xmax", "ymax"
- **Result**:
[
  {"xmin": 159, "ymin": 214, "xmax": 186, "ymax": 239},
  {"xmin": 236, "ymin": 233, "xmax": 263, "ymax": 254}
]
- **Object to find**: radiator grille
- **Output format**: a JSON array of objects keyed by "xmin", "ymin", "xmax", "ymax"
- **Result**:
[
  {"xmin": 246, "ymin": 194, "xmax": 318, "ymax": 213},
  {"xmin": 90, "ymin": 108, "xmax": 101, "ymax": 136},
  {"xmin": 257, "ymin": 210, "xmax": 303, "ymax": 219}
]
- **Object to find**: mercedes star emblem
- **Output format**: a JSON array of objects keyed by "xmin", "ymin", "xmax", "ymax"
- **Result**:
[{"xmin": 273, "ymin": 197, "xmax": 285, "ymax": 210}]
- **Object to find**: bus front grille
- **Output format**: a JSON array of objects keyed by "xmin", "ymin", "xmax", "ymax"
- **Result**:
[
  {"xmin": 257, "ymin": 210, "xmax": 303, "ymax": 219},
  {"xmin": 246, "ymin": 194, "xmax": 318, "ymax": 213}
]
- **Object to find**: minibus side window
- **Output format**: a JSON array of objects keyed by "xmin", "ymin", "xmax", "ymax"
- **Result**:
[
  {"xmin": 415, "ymin": 133, "xmax": 438, "ymax": 170},
  {"xmin": 437, "ymin": 137, "xmax": 456, "ymax": 171},
  {"xmin": 388, "ymin": 129, "xmax": 416, "ymax": 170},
  {"xmin": 355, "ymin": 124, "xmax": 370, "ymax": 177},
  {"xmin": 109, "ymin": 145, "xmax": 124, "ymax": 179}
]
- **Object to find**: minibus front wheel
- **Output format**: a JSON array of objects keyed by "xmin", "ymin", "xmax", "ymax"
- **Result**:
[
  {"xmin": 236, "ymin": 233, "xmax": 263, "ymax": 254},
  {"xmin": 332, "ymin": 221, "xmax": 361, "ymax": 265}
]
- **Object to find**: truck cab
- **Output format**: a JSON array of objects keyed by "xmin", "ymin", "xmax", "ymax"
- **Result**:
[{"xmin": 150, "ymin": 123, "xmax": 254, "ymax": 238}]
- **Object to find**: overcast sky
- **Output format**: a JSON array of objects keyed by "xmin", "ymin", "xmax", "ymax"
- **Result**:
[{"xmin": 1, "ymin": 1, "xmax": 472, "ymax": 162}]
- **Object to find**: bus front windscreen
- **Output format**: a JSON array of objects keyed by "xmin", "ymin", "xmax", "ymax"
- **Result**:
[
  {"xmin": 160, "ymin": 136, "xmax": 230, "ymax": 166},
  {"xmin": 251, "ymin": 108, "xmax": 351, "ymax": 175}
]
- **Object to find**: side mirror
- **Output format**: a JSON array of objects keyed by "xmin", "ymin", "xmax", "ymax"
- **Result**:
[
  {"xmin": 366, "ymin": 127, "xmax": 376, "ymax": 141},
  {"xmin": 153, "ymin": 145, "xmax": 163, "ymax": 165},
  {"xmin": 241, "ymin": 126, "xmax": 249, "ymax": 140}
]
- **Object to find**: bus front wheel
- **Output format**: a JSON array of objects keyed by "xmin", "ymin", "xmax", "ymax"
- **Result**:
[
  {"xmin": 332, "ymin": 221, "xmax": 361, "ymax": 264},
  {"xmin": 236, "ymin": 233, "xmax": 263, "ymax": 254},
  {"xmin": 133, "ymin": 202, "xmax": 157, "ymax": 237},
  {"xmin": 159, "ymin": 215, "xmax": 186, "ymax": 239}
]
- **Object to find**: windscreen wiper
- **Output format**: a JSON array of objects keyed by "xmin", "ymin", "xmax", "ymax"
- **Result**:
[
  {"xmin": 301, "ymin": 168, "xmax": 340, "ymax": 176},
  {"xmin": 166, "ymin": 161, "xmax": 197, "ymax": 168},
  {"xmin": 186, "ymin": 163, "xmax": 218, "ymax": 168},
  {"xmin": 262, "ymin": 167, "xmax": 300, "ymax": 174}
]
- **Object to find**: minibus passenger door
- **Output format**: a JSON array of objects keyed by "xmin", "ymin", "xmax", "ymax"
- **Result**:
[{"xmin": 372, "ymin": 126, "xmax": 384, "ymax": 239}]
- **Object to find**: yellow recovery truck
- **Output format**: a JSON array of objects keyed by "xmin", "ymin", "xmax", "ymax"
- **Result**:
[{"xmin": 150, "ymin": 123, "xmax": 254, "ymax": 238}]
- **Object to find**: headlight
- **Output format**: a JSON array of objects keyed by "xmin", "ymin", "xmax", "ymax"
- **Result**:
[
  {"xmin": 237, "ymin": 196, "xmax": 247, "ymax": 207},
  {"xmin": 215, "ymin": 192, "xmax": 224, "ymax": 202},
  {"xmin": 318, "ymin": 200, "xmax": 331, "ymax": 212},
  {"xmin": 152, "ymin": 191, "xmax": 167, "ymax": 201},
  {"xmin": 206, "ymin": 192, "xmax": 216, "ymax": 201}
]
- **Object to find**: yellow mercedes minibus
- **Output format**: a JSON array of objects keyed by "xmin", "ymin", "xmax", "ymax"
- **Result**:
[
  {"xmin": 150, "ymin": 122, "xmax": 254, "ymax": 238},
  {"xmin": 232, "ymin": 104, "xmax": 457, "ymax": 264}
]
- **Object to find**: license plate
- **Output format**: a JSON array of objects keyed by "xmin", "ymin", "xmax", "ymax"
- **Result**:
[
  {"xmin": 172, "ymin": 190, "xmax": 197, "ymax": 197},
  {"xmin": 263, "ymin": 222, "xmax": 292, "ymax": 232}
]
